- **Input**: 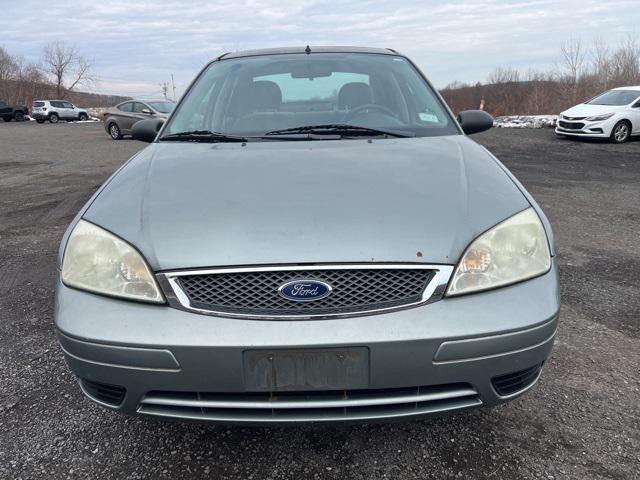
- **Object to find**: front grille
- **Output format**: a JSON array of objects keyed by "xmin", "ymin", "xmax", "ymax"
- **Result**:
[
  {"xmin": 80, "ymin": 379, "xmax": 126, "ymax": 406},
  {"xmin": 174, "ymin": 267, "xmax": 435, "ymax": 317},
  {"xmin": 558, "ymin": 120, "xmax": 585, "ymax": 130},
  {"xmin": 492, "ymin": 363, "xmax": 543, "ymax": 397},
  {"xmin": 562, "ymin": 115, "xmax": 585, "ymax": 121},
  {"xmin": 137, "ymin": 383, "xmax": 481, "ymax": 423}
]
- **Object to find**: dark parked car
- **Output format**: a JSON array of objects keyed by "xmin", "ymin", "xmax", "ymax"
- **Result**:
[
  {"xmin": 103, "ymin": 100, "xmax": 175, "ymax": 139},
  {"xmin": 0, "ymin": 100, "xmax": 28, "ymax": 122}
]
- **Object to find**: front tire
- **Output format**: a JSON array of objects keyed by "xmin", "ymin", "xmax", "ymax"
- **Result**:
[
  {"xmin": 49, "ymin": 113, "xmax": 59, "ymax": 124},
  {"xmin": 108, "ymin": 122, "xmax": 122, "ymax": 140},
  {"xmin": 79, "ymin": 113, "xmax": 89, "ymax": 121},
  {"xmin": 14, "ymin": 112, "xmax": 25, "ymax": 122},
  {"xmin": 610, "ymin": 121, "xmax": 630, "ymax": 144},
  {"xmin": 36, "ymin": 119, "xmax": 45, "ymax": 124}
]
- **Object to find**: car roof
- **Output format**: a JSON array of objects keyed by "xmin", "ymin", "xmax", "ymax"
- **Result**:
[
  {"xmin": 612, "ymin": 86, "xmax": 640, "ymax": 91},
  {"xmin": 219, "ymin": 46, "xmax": 402, "ymax": 60}
]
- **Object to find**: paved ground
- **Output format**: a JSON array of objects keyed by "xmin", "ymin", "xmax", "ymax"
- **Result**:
[{"xmin": 0, "ymin": 122, "xmax": 638, "ymax": 479}]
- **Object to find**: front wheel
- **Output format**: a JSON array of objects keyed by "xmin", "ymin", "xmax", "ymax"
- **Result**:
[
  {"xmin": 610, "ymin": 121, "xmax": 630, "ymax": 143},
  {"xmin": 49, "ymin": 113, "xmax": 59, "ymax": 124},
  {"xmin": 14, "ymin": 112, "xmax": 25, "ymax": 122},
  {"xmin": 36, "ymin": 119, "xmax": 45, "ymax": 124},
  {"xmin": 108, "ymin": 122, "xmax": 122, "ymax": 140},
  {"xmin": 78, "ymin": 113, "xmax": 89, "ymax": 121}
]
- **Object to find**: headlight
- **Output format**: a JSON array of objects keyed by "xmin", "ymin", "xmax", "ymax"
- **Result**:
[
  {"xmin": 585, "ymin": 113, "xmax": 614, "ymax": 121},
  {"xmin": 446, "ymin": 208, "xmax": 551, "ymax": 296},
  {"xmin": 61, "ymin": 219, "xmax": 164, "ymax": 303}
]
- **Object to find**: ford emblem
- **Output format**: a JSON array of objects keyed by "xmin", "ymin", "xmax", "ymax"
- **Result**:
[{"xmin": 278, "ymin": 279, "xmax": 332, "ymax": 302}]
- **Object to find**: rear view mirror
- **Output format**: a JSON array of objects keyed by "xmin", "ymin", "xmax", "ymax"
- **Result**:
[
  {"xmin": 132, "ymin": 118, "xmax": 164, "ymax": 142},
  {"xmin": 457, "ymin": 110, "xmax": 494, "ymax": 135},
  {"xmin": 290, "ymin": 63, "xmax": 333, "ymax": 79}
]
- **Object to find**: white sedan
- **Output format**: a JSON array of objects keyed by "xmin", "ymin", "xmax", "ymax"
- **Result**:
[{"xmin": 556, "ymin": 86, "xmax": 640, "ymax": 143}]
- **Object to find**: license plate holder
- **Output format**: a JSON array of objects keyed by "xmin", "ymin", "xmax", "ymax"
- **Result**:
[{"xmin": 243, "ymin": 347, "xmax": 369, "ymax": 391}]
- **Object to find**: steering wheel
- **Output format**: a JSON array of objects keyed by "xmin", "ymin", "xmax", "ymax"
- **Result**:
[{"xmin": 345, "ymin": 103, "xmax": 398, "ymax": 121}]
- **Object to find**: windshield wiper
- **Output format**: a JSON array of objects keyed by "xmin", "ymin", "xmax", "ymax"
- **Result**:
[
  {"xmin": 264, "ymin": 124, "xmax": 415, "ymax": 138},
  {"xmin": 160, "ymin": 130, "xmax": 248, "ymax": 143}
]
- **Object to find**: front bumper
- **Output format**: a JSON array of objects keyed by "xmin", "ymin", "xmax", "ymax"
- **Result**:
[
  {"xmin": 555, "ymin": 118, "xmax": 613, "ymax": 137},
  {"xmin": 55, "ymin": 261, "xmax": 560, "ymax": 424}
]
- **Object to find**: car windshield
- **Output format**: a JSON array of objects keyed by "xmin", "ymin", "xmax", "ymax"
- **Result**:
[
  {"xmin": 147, "ymin": 101, "xmax": 175, "ymax": 113},
  {"xmin": 587, "ymin": 89, "xmax": 640, "ymax": 106},
  {"xmin": 162, "ymin": 52, "xmax": 458, "ymax": 140}
]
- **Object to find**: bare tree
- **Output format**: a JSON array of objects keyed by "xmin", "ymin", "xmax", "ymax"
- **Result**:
[
  {"xmin": 442, "ymin": 34, "xmax": 640, "ymax": 116},
  {"xmin": 608, "ymin": 35, "xmax": 640, "ymax": 86},
  {"xmin": 43, "ymin": 42, "xmax": 94, "ymax": 98},
  {"xmin": 13, "ymin": 56, "xmax": 46, "ymax": 105},
  {"xmin": 0, "ymin": 46, "xmax": 18, "ymax": 81},
  {"xmin": 558, "ymin": 37, "xmax": 586, "ymax": 104},
  {"xmin": 487, "ymin": 67, "xmax": 522, "ymax": 115},
  {"xmin": 591, "ymin": 37, "xmax": 611, "ymax": 90},
  {"xmin": 560, "ymin": 37, "xmax": 586, "ymax": 82}
]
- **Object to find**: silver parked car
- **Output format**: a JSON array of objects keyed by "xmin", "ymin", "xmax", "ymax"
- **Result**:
[
  {"xmin": 103, "ymin": 99, "xmax": 175, "ymax": 139},
  {"xmin": 55, "ymin": 47, "xmax": 559, "ymax": 424},
  {"xmin": 32, "ymin": 100, "xmax": 89, "ymax": 123}
]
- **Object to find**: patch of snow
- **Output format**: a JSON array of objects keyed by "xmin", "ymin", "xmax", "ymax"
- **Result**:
[
  {"xmin": 493, "ymin": 115, "xmax": 557, "ymax": 129},
  {"xmin": 68, "ymin": 118, "xmax": 101, "ymax": 123},
  {"xmin": 86, "ymin": 107, "xmax": 107, "ymax": 120}
]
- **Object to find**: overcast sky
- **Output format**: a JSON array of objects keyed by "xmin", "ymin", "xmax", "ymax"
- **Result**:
[{"xmin": 4, "ymin": 0, "xmax": 639, "ymax": 98}]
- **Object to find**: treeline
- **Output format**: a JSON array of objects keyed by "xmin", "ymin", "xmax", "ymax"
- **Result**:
[
  {"xmin": 440, "ymin": 36, "xmax": 640, "ymax": 116},
  {"xmin": 0, "ymin": 44, "xmax": 128, "ymax": 108}
]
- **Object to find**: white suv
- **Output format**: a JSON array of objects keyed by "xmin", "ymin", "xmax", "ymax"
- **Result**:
[{"xmin": 32, "ymin": 100, "xmax": 89, "ymax": 124}]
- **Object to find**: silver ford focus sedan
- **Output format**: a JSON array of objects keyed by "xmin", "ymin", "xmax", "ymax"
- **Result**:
[{"xmin": 55, "ymin": 47, "xmax": 559, "ymax": 424}]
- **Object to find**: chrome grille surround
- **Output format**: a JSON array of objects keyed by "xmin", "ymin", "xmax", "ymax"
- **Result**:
[
  {"xmin": 157, "ymin": 264, "xmax": 454, "ymax": 320},
  {"xmin": 137, "ymin": 383, "xmax": 481, "ymax": 423}
]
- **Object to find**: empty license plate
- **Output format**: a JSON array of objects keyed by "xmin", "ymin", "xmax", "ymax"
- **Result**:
[{"xmin": 243, "ymin": 347, "xmax": 369, "ymax": 391}]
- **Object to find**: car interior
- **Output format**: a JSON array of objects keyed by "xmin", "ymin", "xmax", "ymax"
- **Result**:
[{"xmin": 168, "ymin": 54, "xmax": 453, "ymax": 137}]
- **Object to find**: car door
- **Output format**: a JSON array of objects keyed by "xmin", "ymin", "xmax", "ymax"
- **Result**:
[
  {"xmin": 66, "ymin": 102, "xmax": 81, "ymax": 119},
  {"xmin": 132, "ymin": 102, "xmax": 152, "ymax": 124},
  {"xmin": 60, "ymin": 101, "xmax": 75, "ymax": 120},
  {"xmin": 115, "ymin": 102, "xmax": 136, "ymax": 133},
  {"xmin": 50, "ymin": 101, "xmax": 64, "ymax": 118}
]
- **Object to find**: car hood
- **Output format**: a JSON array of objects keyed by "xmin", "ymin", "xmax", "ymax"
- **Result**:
[
  {"xmin": 562, "ymin": 103, "xmax": 622, "ymax": 117},
  {"xmin": 83, "ymin": 136, "xmax": 530, "ymax": 270}
]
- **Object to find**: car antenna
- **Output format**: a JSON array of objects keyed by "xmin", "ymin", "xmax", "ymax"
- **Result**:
[{"xmin": 305, "ymin": 45, "xmax": 311, "ymax": 54}]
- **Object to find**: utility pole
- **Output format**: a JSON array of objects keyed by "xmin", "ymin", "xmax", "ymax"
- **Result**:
[{"xmin": 171, "ymin": 74, "xmax": 177, "ymax": 101}]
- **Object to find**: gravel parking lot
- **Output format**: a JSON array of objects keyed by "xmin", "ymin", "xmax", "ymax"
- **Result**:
[{"xmin": 1, "ymin": 122, "xmax": 638, "ymax": 479}]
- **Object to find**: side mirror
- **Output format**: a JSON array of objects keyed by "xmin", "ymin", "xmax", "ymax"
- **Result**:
[
  {"xmin": 457, "ymin": 110, "xmax": 494, "ymax": 135},
  {"xmin": 141, "ymin": 108, "xmax": 152, "ymax": 115},
  {"xmin": 132, "ymin": 118, "xmax": 164, "ymax": 142}
]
